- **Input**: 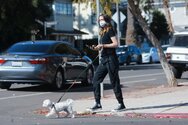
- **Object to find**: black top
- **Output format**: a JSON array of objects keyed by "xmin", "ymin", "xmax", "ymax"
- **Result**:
[{"xmin": 100, "ymin": 28, "xmax": 116, "ymax": 57}]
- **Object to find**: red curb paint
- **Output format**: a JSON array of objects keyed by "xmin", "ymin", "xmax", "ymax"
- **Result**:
[{"xmin": 125, "ymin": 113, "xmax": 188, "ymax": 119}]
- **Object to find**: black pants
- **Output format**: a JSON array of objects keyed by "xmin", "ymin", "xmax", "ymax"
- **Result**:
[{"xmin": 92, "ymin": 55, "xmax": 124, "ymax": 104}]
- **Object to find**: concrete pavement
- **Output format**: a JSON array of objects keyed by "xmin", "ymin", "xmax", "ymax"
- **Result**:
[{"xmin": 74, "ymin": 83, "xmax": 188, "ymax": 118}]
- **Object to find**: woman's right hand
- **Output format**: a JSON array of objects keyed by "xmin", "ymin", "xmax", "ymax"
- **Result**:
[{"xmin": 94, "ymin": 44, "xmax": 103, "ymax": 51}]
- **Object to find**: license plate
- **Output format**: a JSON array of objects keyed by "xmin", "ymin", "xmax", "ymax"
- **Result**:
[
  {"xmin": 185, "ymin": 55, "xmax": 188, "ymax": 60},
  {"xmin": 12, "ymin": 61, "xmax": 22, "ymax": 67}
]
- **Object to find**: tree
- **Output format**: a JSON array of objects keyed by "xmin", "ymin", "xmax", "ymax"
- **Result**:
[
  {"xmin": 88, "ymin": 0, "xmax": 120, "ymax": 16},
  {"xmin": 126, "ymin": 3, "xmax": 136, "ymax": 45},
  {"xmin": 163, "ymin": 0, "xmax": 174, "ymax": 34},
  {"xmin": 126, "ymin": 0, "xmax": 154, "ymax": 46},
  {"xmin": 128, "ymin": 0, "xmax": 177, "ymax": 87},
  {"xmin": 0, "ymin": 0, "xmax": 53, "ymax": 50},
  {"xmin": 150, "ymin": 10, "xmax": 169, "ymax": 40}
]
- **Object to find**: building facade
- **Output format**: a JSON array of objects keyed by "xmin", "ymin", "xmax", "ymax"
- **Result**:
[
  {"xmin": 48, "ymin": 0, "xmax": 188, "ymax": 47},
  {"xmin": 47, "ymin": 0, "xmax": 87, "ymax": 48},
  {"xmin": 73, "ymin": 2, "xmax": 98, "ymax": 40},
  {"xmin": 72, "ymin": 1, "xmax": 127, "ymax": 45}
]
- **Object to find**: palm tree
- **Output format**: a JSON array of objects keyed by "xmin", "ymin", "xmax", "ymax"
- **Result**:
[{"xmin": 128, "ymin": 0, "xmax": 177, "ymax": 87}]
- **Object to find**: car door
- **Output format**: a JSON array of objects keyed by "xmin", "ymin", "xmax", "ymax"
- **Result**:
[
  {"xmin": 57, "ymin": 43, "xmax": 87, "ymax": 80},
  {"xmin": 128, "ymin": 46, "xmax": 134, "ymax": 61},
  {"xmin": 151, "ymin": 48, "xmax": 159, "ymax": 62},
  {"xmin": 54, "ymin": 43, "xmax": 76, "ymax": 80},
  {"xmin": 66, "ymin": 46, "xmax": 87, "ymax": 80}
]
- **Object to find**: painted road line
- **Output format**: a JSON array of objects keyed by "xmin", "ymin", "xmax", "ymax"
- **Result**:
[
  {"xmin": 120, "ymin": 73, "xmax": 164, "ymax": 79},
  {"xmin": 121, "ymin": 78, "xmax": 156, "ymax": 84},
  {"xmin": 0, "ymin": 92, "xmax": 51, "ymax": 101},
  {"xmin": 104, "ymin": 73, "xmax": 164, "ymax": 81},
  {"xmin": 0, "ymin": 89, "xmax": 7, "ymax": 92}
]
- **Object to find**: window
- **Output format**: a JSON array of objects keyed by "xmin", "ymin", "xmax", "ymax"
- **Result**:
[
  {"xmin": 174, "ymin": 36, "xmax": 188, "ymax": 47},
  {"xmin": 8, "ymin": 44, "xmax": 51, "ymax": 53},
  {"xmin": 55, "ymin": 44, "xmax": 81, "ymax": 56},
  {"xmin": 54, "ymin": 2, "xmax": 72, "ymax": 15}
]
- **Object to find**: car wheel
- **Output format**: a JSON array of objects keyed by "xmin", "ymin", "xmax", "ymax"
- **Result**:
[
  {"xmin": 54, "ymin": 69, "xmax": 64, "ymax": 89},
  {"xmin": 119, "ymin": 62, "xmax": 124, "ymax": 65},
  {"xmin": 126, "ymin": 56, "xmax": 131, "ymax": 65},
  {"xmin": 81, "ymin": 67, "xmax": 93, "ymax": 86},
  {"xmin": 149, "ymin": 57, "xmax": 153, "ymax": 64},
  {"xmin": 172, "ymin": 66, "xmax": 182, "ymax": 79},
  {"xmin": 0, "ymin": 83, "xmax": 11, "ymax": 90},
  {"xmin": 137, "ymin": 55, "xmax": 142, "ymax": 64}
]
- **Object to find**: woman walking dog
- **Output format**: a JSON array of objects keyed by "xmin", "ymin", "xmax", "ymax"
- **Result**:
[{"xmin": 88, "ymin": 14, "xmax": 126, "ymax": 112}]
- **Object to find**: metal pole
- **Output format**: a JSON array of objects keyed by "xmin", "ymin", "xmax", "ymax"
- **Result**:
[
  {"xmin": 96, "ymin": 0, "xmax": 104, "ymax": 98},
  {"xmin": 44, "ymin": 22, "xmax": 47, "ymax": 39},
  {"xmin": 116, "ymin": 2, "xmax": 120, "ymax": 46}
]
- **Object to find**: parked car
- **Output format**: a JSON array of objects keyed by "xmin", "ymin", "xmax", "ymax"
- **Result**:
[
  {"xmin": 116, "ymin": 45, "xmax": 142, "ymax": 65},
  {"xmin": 141, "ymin": 47, "xmax": 159, "ymax": 64},
  {"xmin": 0, "ymin": 40, "xmax": 94, "ymax": 89},
  {"xmin": 166, "ymin": 32, "xmax": 188, "ymax": 78},
  {"xmin": 161, "ymin": 44, "xmax": 170, "ymax": 55},
  {"xmin": 116, "ymin": 45, "xmax": 127, "ymax": 65}
]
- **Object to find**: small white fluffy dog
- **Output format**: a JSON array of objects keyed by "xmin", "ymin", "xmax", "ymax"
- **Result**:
[{"xmin": 42, "ymin": 99, "xmax": 75, "ymax": 118}]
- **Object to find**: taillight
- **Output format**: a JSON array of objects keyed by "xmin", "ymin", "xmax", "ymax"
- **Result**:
[
  {"xmin": 166, "ymin": 53, "xmax": 171, "ymax": 60},
  {"xmin": 0, "ymin": 58, "xmax": 6, "ymax": 64},
  {"xmin": 29, "ymin": 58, "xmax": 49, "ymax": 64}
]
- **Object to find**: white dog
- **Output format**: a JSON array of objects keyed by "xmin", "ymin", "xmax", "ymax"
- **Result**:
[{"xmin": 42, "ymin": 99, "xmax": 75, "ymax": 118}]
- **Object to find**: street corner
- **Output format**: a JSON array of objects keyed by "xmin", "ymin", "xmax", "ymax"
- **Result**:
[{"xmin": 124, "ymin": 113, "xmax": 188, "ymax": 119}]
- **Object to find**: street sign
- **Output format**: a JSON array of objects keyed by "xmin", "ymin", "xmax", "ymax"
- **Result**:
[
  {"xmin": 45, "ymin": 21, "xmax": 57, "ymax": 28},
  {"xmin": 112, "ymin": 11, "xmax": 126, "ymax": 24}
]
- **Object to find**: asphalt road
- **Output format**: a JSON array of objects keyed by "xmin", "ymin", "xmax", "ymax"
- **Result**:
[
  {"xmin": 1, "ymin": 63, "xmax": 188, "ymax": 125},
  {"xmin": 1, "ymin": 115, "xmax": 188, "ymax": 125}
]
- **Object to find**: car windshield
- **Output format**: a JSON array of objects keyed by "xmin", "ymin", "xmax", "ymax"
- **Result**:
[
  {"xmin": 142, "ymin": 48, "xmax": 150, "ymax": 53},
  {"xmin": 162, "ymin": 46, "xmax": 168, "ymax": 51},
  {"xmin": 7, "ymin": 43, "xmax": 52, "ymax": 53},
  {"xmin": 174, "ymin": 36, "xmax": 188, "ymax": 47},
  {"xmin": 116, "ymin": 47, "xmax": 127, "ymax": 52}
]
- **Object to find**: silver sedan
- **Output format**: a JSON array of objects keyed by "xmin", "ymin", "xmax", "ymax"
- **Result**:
[{"xmin": 0, "ymin": 40, "xmax": 94, "ymax": 90}]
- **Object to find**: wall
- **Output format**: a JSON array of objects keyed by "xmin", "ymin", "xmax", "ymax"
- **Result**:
[
  {"xmin": 53, "ymin": 0, "xmax": 73, "ymax": 31},
  {"xmin": 73, "ymin": 2, "xmax": 98, "ymax": 40}
]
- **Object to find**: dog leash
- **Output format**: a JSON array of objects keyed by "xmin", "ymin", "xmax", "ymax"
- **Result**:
[{"xmin": 55, "ymin": 45, "xmax": 99, "ymax": 104}]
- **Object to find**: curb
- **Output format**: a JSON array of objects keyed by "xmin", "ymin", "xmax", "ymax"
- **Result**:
[
  {"xmin": 125, "ymin": 113, "xmax": 188, "ymax": 119},
  {"xmin": 33, "ymin": 108, "xmax": 113, "ymax": 117},
  {"xmin": 33, "ymin": 108, "xmax": 188, "ymax": 119}
]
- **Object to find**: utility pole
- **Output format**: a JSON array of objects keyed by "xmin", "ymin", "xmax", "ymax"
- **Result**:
[
  {"xmin": 96, "ymin": 0, "xmax": 104, "ymax": 98},
  {"xmin": 44, "ymin": 22, "xmax": 47, "ymax": 39},
  {"xmin": 116, "ymin": 2, "xmax": 120, "ymax": 46}
]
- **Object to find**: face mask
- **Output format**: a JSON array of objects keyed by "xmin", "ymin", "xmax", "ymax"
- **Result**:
[{"xmin": 99, "ymin": 20, "xmax": 106, "ymax": 27}]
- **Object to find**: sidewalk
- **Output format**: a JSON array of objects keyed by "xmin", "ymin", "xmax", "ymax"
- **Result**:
[{"xmin": 74, "ymin": 83, "xmax": 188, "ymax": 118}]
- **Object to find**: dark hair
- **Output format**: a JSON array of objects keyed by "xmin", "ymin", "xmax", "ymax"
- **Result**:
[
  {"xmin": 99, "ymin": 14, "xmax": 112, "ymax": 25},
  {"xmin": 100, "ymin": 14, "xmax": 111, "ymax": 23},
  {"xmin": 99, "ymin": 14, "xmax": 114, "ymax": 35}
]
